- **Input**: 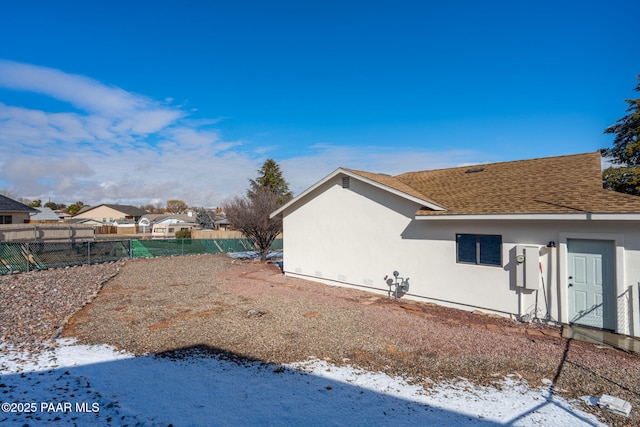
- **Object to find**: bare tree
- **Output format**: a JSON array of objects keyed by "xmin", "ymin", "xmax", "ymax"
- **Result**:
[
  {"xmin": 166, "ymin": 199, "xmax": 189, "ymax": 214},
  {"xmin": 223, "ymin": 188, "xmax": 282, "ymax": 262}
]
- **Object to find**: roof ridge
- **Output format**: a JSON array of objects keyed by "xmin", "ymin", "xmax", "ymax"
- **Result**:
[{"xmin": 395, "ymin": 151, "xmax": 600, "ymax": 177}]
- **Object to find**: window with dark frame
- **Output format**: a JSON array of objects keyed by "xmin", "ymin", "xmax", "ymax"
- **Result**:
[
  {"xmin": 0, "ymin": 215, "xmax": 12, "ymax": 224},
  {"xmin": 456, "ymin": 234, "xmax": 502, "ymax": 266}
]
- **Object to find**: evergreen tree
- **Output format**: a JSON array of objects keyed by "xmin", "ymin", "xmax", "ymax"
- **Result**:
[
  {"xmin": 195, "ymin": 207, "xmax": 214, "ymax": 229},
  {"xmin": 248, "ymin": 159, "xmax": 293, "ymax": 204},
  {"xmin": 602, "ymin": 75, "xmax": 640, "ymax": 195}
]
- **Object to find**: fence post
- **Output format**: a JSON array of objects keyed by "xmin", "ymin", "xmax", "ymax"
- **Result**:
[
  {"xmin": 87, "ymin": 241, "xmax": 91, "ymax": 265},
  {"xmin": 25, "ymin": 242, "xmax": 30, "ymax": 273}
]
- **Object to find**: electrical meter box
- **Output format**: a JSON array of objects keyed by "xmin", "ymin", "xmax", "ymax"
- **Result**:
[{"xmin": 515, "ymin": 246, "xmax": 540, "ymax": 290}]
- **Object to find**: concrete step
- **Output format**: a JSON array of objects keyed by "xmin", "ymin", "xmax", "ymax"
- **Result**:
[{"xmin": 562, "ymin": 324, "xmax": 640, "ymax": 353}]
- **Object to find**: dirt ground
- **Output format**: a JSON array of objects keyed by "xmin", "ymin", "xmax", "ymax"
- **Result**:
[{"xmin": 63, "ymin": 254, "xmax": 640, "ymax": 426}]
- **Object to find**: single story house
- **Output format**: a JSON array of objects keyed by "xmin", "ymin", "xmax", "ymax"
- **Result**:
[
  {"xmin": 138, "ymin": 213, "xmax": 197, "ymax": 236},
  {"xmin": 151, "ymin": 222, "xmax": 198, "ymax": 239},
  {"xmin": 271, "ymin": 152, "xmax": 640, "ymax": 338},
  {"xmin": 138, "ymin": 211, "xmax": 198, "ymax": 239},
  {"xmin": 66, "ymin": 217, "xmax": 105, "ymax": 227},
  {"xmin": 214, "ymin": 218, "xmax": 230, "ymax": 230},
  {"xmin": 74, "ymin": 204, "xmax": 148, "ymax": 224},
  {"xmin": 29, "ymin": 207, "xmax": 62, "ymax": 223},
  {"xmin": 112, "ymin": 218, "xmax": 137, "ymax": 235},
  {"xmin": 139, "ymin": 213, "xmax": 196, "ymax": 228},
  {"xmin": 56, "ymin": 210, "xmax": 72, "ymax": 221},
  {"xmin": 0, "ymin": 195, "xmax": 37, "ymax": 224}
]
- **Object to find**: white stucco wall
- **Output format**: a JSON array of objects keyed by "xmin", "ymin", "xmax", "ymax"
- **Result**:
[
  {"xmin": 282, "ymin": 176, "xmax": 420, "ymax": 291},
  {"xmin": 281, "ymin": 173, "xmax": 640, "ymax": 333},
  {"xmin": 7, "ymin": 212, "xmax": 32, "ymax": 224}
]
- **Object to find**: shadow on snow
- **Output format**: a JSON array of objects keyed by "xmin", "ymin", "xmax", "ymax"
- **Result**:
[{"xmin": 0, "ymin": 344, "xmax": 602, "ymax": 426}]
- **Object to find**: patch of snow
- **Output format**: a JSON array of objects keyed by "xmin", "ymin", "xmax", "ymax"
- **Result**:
[
  {"xmin": 227, "ymin": 250, "xmax": 283, "ymax": 260},
  {"xmin": 0, "ymin": 339, "xmax": 606, "ymax": 426}
]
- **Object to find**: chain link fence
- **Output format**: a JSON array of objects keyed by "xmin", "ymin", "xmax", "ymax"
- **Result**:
[{"xmin": 0, "ymin": 238, "xmax": 283, "ymax": 275}]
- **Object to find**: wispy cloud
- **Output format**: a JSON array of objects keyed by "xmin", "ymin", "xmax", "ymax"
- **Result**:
[
  {"xmin": 0, "ymin": 60, "xmax": 260, "ymax": 206},
  {"xmin": 0, "ymin": 60, "xmax": 181, "ymax": 122},
  {"xmin": 0, "ymin": 60, "xmax": 488, "ymax": 207}
]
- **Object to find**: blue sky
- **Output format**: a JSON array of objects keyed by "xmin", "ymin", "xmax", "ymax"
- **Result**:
[{"xmin": 1, "ymin": 1, "xmax": 639, "ymax": 207}]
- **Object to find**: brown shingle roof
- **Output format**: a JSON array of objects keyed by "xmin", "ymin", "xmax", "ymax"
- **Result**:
[{"xmin": 355, "ymin": 152, "xmax": 640, "ymax": 216}]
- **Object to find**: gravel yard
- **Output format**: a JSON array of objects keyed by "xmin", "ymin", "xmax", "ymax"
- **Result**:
[
  {"xmin": 2, "ymin": 253, "xmax": 639, "ymax": 425},
  {"xmin": 0, "ymin": 261, "xmax": 122, "ymax": 354}
]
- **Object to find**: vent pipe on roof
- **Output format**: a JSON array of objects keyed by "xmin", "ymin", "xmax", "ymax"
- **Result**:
[{"xmin": 465, "ymin": 167, "xmax": 485, "ymax": 173}]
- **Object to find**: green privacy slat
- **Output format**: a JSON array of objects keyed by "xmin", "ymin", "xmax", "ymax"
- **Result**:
[{"xmin": 0, "ymin": 239, "xmax": 282, "ymax": 274}]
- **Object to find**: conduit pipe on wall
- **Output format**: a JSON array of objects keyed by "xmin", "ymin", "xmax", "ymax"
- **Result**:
[{"xmin": 384, "ymin": 271, "xmax": 409, "ymax": 299}]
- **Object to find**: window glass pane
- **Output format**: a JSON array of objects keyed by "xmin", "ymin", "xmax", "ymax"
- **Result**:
[
  {"xmin": 457, "ymin": 234, "xmax": 477, "ymax": 263},
  {"xmin": 479, "ymin": 235, "xmax": 501, "ymax": 266}
]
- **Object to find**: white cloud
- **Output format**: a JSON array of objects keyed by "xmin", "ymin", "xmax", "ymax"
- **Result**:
[
  {"xmin": 1, "ymin": 156, "xmax": 94, "ymax": 197},
  {"xmin": 0, "ymin": 60, "xmax": 179, "ymax": 120},
  {"xmin": 0, "ymin": 60, "xmax": 491, "ymax": 208},
  {"xmin": 279, "ymin": 145, "xmax": 490, "ymax": 195},
  {"xmin": 0, "ymin": 60, "xmax": 258, "ymax": 206}
]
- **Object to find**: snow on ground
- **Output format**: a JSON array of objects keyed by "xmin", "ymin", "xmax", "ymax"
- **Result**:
[{"xmin": 0, "ymin": 339, "xmax": 604, "ymax": 427}]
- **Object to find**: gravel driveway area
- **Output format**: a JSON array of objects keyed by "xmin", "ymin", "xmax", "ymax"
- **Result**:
[{"xmin": 3, "ymin": 253, "xmax": 639, "ymax": 425}]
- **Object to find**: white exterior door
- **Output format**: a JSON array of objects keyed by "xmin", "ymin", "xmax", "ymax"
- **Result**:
[{"xmin": 567, "ymin": 239, "xmax": 616, "ymax": 330}]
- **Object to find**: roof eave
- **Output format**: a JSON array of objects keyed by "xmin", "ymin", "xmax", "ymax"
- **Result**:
[
  {"xmin": 270, "ymin": 168, "xmax": 447, "ymax": 218},
  {"xmin": 415, "ymin": 212, "xmax": 640, "ymax": 221}
]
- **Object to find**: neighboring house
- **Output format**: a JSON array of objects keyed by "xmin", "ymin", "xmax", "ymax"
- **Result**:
[
  {"xmin": 139, "ymin": 213, "xmax": 196, "ymax": 235},
  {"xmin": 56, "ymin": 210, "xmax": 72, "ymax": 221},
  {"xmin": 0, "ymin": 195, "xmax": 37, "ymax": 224},
  {"xmin": 271, "ymin": 152, "xmax": 640, "ymax": 339},
  {"xmin": 66, "ymin": 217, "xmax": 105, "ymax": 227},
  {"xmin": 73, "ymin": 204, "xmax": 148, "ymax": 224},
  {"xmin": 139, "ymin": 213, "xmax": 195, "ymax": 227},
  {"xmin": 29, "ymin": 207, "xmax": 62, "ymax": 223},
  {"xmin": 151, "ymin": 222, "xmax": 198, "ymax": 239},
  {"xmin": 214, "ymin": 218, "xmax": 230, "ymax": 230},
  {"xmin": 112, "ymin": 218, "xmax": 137, "ymax": 235},
  {"xmin": 0, "ymin": 197, "xmax": 94, "ymax": 242}
]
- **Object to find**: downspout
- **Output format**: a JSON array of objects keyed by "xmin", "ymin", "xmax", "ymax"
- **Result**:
[
  {"xmin": 632, "ymin": 283, "xmax": 640, "ymax": 338},
  {"xmin": 519, "ymin": 284, "xmax": 525, "ymax": 321},
  {"xmin": 541, "ymin": 241, "xmax": 557, "ymax": 323}
]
